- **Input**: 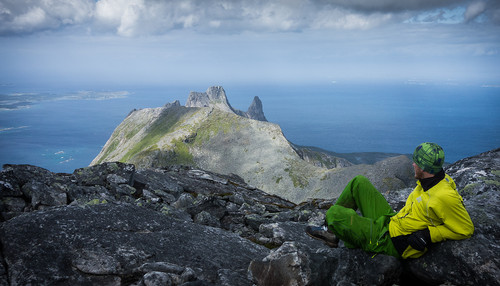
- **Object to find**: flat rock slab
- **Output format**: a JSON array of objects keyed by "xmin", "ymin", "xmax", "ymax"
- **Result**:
[{"xmin": 0, "ymin": 202, "xmax": 269, "ymax": 285}]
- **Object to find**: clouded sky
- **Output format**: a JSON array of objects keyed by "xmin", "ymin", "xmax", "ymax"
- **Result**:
[{"xmin": 1, "ymin": 0, "xmax": 499, "ymax": 87}]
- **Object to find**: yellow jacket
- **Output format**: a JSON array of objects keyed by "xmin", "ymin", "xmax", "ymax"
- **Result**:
[{"xmin": 389, "ymin": 174, "xmax": 474, "ymax": 258}]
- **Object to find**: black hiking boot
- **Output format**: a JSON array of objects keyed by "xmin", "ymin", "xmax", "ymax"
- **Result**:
[{"xmin": 305, "ymin": 225, "xmax": 339, "ymax": 248}]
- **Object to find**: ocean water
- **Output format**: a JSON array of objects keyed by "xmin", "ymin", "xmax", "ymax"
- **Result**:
[{"xmin": 1, "ymin": 82, "xmax": 499, "ymax": 173}]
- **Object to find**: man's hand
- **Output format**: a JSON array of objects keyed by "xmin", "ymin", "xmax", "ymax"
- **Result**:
[{"xmin": 408, "ymin": 228, "xmax": 431, "ymax": 251}]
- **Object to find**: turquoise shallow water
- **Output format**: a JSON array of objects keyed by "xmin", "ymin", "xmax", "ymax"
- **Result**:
[{"xmin": 1, "ymin": 83, "xmax": 499, "ymax": 173}]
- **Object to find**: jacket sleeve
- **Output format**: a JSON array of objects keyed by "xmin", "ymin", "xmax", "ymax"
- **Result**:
[{"xmin": 427, "ymin": 193, "xmax": 474, "ymax": 243}]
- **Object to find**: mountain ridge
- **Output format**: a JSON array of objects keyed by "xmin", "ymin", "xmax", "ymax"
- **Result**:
[
  {"xmin": 185, "ymin": 86, "xmax": 267, "ymax": 121},
  {"xmin": 91, "ymin": 86, "xmax": 414, "ymax": 203}
]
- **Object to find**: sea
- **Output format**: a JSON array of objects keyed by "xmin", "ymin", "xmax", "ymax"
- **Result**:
[{"xmin": 1, "ymin": 82, "xmax": 499, "ymax": 174}]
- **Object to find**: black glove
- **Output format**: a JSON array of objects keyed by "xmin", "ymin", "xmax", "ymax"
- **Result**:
[{"xmin": 408, "ymin": 228, "xmax": 431, "ymax": 251}]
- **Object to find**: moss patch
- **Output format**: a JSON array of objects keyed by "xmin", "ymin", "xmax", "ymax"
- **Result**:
[
  {"xmin": 120, "ymin": 106, "xmax": 197, "ymax": 163},
  {"xmin": 284, "ymin": 158, "xmax": 310, "ymax": 189},
  {"xmin": 275, "ymin": 176, "xmax": 282, "ymax": 184},
  {"xmin": 94, "ymin": 140, "xmax": 120, "ymax": 165},
  {"xmin": 484, "ymin": 179, "xmax": 500, "ymax": 186},
  {"xmin": 87, "ymin": 198, "xmax": 108, "ymax": 205},
  {"xmin": 169, "ymin": 139, "xmax": 195, "ymax": 165},
  {"xmin": 190, "ymin": 109, "xmax": 245, "ymax": 147},
  {"xmin": 460, "ymin": 183, "xmax": 478, "ymax": 196},
  {"xmin": 491, "ymin": 170, "xmax": 500, "ymax": 177}
]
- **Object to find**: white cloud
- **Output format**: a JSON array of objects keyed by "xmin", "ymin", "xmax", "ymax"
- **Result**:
[
  {"xmin": 312, "ymin": 9, "xmax": 395, "ymax": 30},
  {"xmin": 95, "ymin": 0, "xmax": 145, "ymax": 34},
  {"xmin": 11, "ymin": 7, "xmax": 49, "ymax": 30},
  {"xmin": 1, "ymin": 0, "xmax": 499, "ymax": 37},
  {"xmin": 0, "ymin": 0, "xmax": 94, "ymax": 35},
  {"xmin": 117, "ymin": 2, "xmax": 143, "ymax": 36},
  {"xmin": 94, "ymin": 0, "xmax": 204, "ymax": 36}
]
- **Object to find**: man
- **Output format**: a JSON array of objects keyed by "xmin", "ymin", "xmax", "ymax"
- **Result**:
[{"xmin": 306, "ymin": 142, "xmax": 474, "ymax": 259}]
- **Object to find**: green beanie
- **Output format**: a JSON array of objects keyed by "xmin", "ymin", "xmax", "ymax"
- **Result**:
[{"xmin": 412, "ymin": 142, "xmax": 445, "ymax": 174}]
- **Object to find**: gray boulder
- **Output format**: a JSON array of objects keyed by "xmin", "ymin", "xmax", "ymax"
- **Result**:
[
  {"xmin": 0, "ymin": 203, "xmax": 268, "ymax": 285},
  {"xmin": 248, "ymin": 222, "xmax": 402, "ymax": 286}
]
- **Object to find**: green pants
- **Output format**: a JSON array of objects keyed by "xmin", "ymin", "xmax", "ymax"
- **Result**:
[{"xmin": 326, "ymin": 175, "xmax": 400, "ymax": 257}]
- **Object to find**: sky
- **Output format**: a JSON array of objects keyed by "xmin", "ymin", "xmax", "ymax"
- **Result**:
[{"xmin": 0, "ymin": 0, "xmax": 500, "ymax": 87}]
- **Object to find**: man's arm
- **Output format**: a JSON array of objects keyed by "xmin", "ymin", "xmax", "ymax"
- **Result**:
[{"xmin": 428, "ymin": 194, "xmax": 474, "ymax": 243}]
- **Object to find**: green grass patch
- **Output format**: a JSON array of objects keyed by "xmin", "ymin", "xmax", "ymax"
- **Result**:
[
  {"xmin": 169, "ymin": 139, "xmax": 195, "ymax": 165},
  {"xmin": 284, "ymin": 158, "xmax": 310, "ymax": 188},
  {"xmin": 94, "ymin": 140, "xmax": 120, "ymax": 165},
  {"xmin": 120, "ymin": 106, "xmax": 196, "ymax": 162},
  {"xmin": 191, "ymin": 110, "xmax": 244, "ymax": 146}
]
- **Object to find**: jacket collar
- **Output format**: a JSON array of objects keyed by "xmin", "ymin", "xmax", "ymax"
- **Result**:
[{"xmin": 419, "ymin": 169, "xmax": 445, "ymax": 191}]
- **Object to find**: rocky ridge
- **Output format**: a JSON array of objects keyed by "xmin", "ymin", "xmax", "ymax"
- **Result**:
[
  {"xmin": 91, "ymin": 86, "xmax": 414, "ymax": 203},
  {"xmin": 1, "ymin": 148, "xmax": 499, "ymax": 285},
  {"xmin": 185, "ymin": 86, "xmax": 267, "ymax": 121}
]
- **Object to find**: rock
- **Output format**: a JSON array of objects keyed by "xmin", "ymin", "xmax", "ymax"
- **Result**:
[
  {"xmin": 0, "ymin": 147, "xmax": 499, "ymax": 285},
  {"xmin": 240, "ymin": 96, "xmax": 267, "ymax": 121},
  {"xmin": 0, "ymin": 203, "xmax": 269, "ymax": 285},
  {"xmin": 185, "ymin": 86, "xmax": 234, "ymax": 114},
  {"xmin": 293, "ymin": 145, "xmax": 354, "ymax": 169},
  {"xmin": 0, "ymin": 163, "xmax": 299, "ymax": 285},
  {"xmin": 445, "ymin": 147, "xmax": 500, "ymax": 197},
  {"xmin": 248, "ymin": 241, "xmax": 313, "ymax": 285},
  {"xmin": 73, "ymin": 161, "xmax": 135, "ymax": 187},
  {"xmin": 405, "ymin": 237, "xmax": 499, "ymax": 285},
  {"xmin": 245, "ymin": 96, "xmax": 267, "ymax": 121},
  {"xmin": 185, "ymin": 86, "xmax": 267, "ymax": 122},
  {"xmin": 248, "ymin": 241, "xmax": 402, "ymax": 286},
  {"xmin": 164, "ymin": 100, "xmax": 181, "ymax": 109}
]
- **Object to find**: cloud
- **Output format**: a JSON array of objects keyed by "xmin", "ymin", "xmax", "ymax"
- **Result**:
[
  {"xmin": 0, "ymin": 0, "xmax": 499, "ymax": 37},
  {"xmin": 0, "ymin": 0, "xmax": 94, "ymax": 35},
  {"xmin": 465, "ymin": 1, "xmax": 487, "ymax": 22},
  {"xmin": 319, "ymin": 0, "xmax": 470, "ymax": 13}
]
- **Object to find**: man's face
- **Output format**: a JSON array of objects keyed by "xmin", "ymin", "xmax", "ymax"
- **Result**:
[{"xmin": 413, "ymin": 162, "xmax": 425, "ymax": 180}]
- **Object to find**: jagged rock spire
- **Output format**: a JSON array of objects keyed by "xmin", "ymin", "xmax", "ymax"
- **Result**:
[
  {"xmin": 185, "ymin": 86, "xmax": 234, "ymax": 114},
  {"xmin": 185, "ymin": 86, "xmax": 267, "ymax": 122},
  {"xmin": 246, "ymin": 96, "xmax": 267, "ymax": 121}
]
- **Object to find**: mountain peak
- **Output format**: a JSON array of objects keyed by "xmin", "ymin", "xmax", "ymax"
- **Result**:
[
  {"xmin": 185, "ymin": 86, "xmax": 234, "ymax": 114},
  {"xmin": 185, "ymin": 86, "xmax": 267, "ymax": 122},
  {"xmin": 246, "ymin": 96, "xmax": 267, "ymax": 121}
]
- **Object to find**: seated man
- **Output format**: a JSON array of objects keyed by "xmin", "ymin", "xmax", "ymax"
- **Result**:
[{"xmin": 306, "ymin": 142, "xmax": 474, "ymax": 259}]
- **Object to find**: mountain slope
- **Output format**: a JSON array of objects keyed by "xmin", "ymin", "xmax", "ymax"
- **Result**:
[{"xmin": 91, "ymin": 86, "xmax": 413, "ymax": 203}]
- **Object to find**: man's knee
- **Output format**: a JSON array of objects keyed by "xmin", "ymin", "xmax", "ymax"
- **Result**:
[
  {"xmin": 326, "ymin": 204, "xmax": 357, "ymax": 224},
  {"xmin": 352, "ymin": 175, "xmax": 370, "ymax": 185},
  {"xmin": 349, "ymin": 175, "xmax": 373, "ymax": 195}
]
